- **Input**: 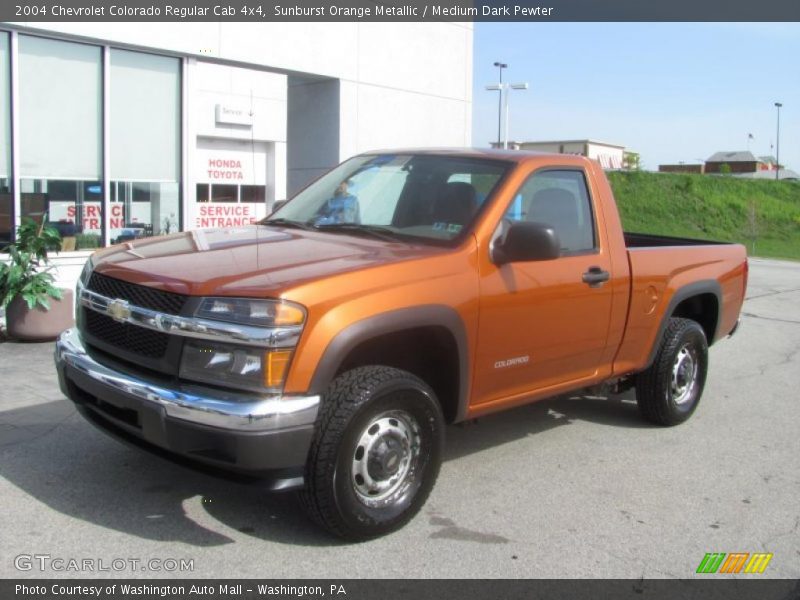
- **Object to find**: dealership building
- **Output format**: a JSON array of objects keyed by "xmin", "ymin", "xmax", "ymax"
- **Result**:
[{"xmin": 0, "ymin": 21, "xmax": 473, "ymax": 283}]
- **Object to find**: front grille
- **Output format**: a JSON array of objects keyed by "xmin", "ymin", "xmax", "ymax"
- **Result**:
[
  {"xmin": 83, "ymin": 272, "xmax": 187, "ymax": 361},
  {"xmin": 84, "ymin": 309, "xmax": 170, "ymax": 359},
  {"xmin": 87, "ymin": 272, "xmax": 187, "ymax": 315}
]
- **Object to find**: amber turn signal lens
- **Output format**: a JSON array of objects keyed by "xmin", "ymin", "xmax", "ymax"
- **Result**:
[
  {"xmin": 265, "ymin": 349, "xmax": 292, "ymax": 388},
  {"xmin": 274, "ymin": 304, "xmax": 305, "ymax": 326}
]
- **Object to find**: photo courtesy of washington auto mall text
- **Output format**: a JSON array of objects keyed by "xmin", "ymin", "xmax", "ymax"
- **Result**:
[{"xmin": 14, "ymin": 584, "xmax": 347, "ymax": 598}]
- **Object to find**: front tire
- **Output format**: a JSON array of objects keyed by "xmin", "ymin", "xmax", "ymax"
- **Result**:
[
  {"xmin": 300, "ymin": 366, "xmax": 444, "ymax": 540},
  {"xmin": 636, "ymin": 317, "xmax": 708, "ymax": 426}
]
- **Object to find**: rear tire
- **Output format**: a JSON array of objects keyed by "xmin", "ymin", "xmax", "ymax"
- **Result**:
[
  {"xmin": 636, "ymin": 317, "xmax": 708, "ymax": 426},
  {"xmin": 300, "ymin": 366, "xmax": 444, "ymax": 541}
]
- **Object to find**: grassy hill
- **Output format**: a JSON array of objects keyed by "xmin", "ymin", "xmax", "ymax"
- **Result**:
[{"xmin": 607, "ymin": 171, "xmax": 800, "ymax": 260}]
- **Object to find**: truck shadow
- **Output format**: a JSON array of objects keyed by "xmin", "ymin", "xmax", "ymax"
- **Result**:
[
  {"xmin": 0, "ymin": 398, "xmax": 338, "ymax": 548},
  {"xmin": 444, "ymin": 390, "xmax": 649, "ymax": 462},
  {"xmin": 0, "ymin": 391, "xmax": 648, "ymax": 548}
]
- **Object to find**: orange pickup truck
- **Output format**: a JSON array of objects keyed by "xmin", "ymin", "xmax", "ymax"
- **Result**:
[{"xmin": 55, "ymin": 149, "xmax": 747, "ymax": 540}]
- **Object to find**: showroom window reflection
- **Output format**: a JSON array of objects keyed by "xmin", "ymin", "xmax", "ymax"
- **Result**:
[
  {"xmin": 6, "ymin": 33, "xmax": 182, "ymax": 249},
  {"xmin": 109, "ymin": 49, "xmax": 181, "ymax": 246},
  {"xmin": 110, "ymin": 181, "xmax": 180, "ymax": 244},
  {"xmin": 20, "ymin": 179, "xmax": 104, "ymax": 250},
  {"xmin": 19, "ymin": 36, "xmax": 104, "ymax": 250}
]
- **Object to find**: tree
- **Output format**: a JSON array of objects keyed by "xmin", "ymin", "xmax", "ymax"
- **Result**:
[{"xmin": 623, "ymin": 151, "xmax": 641, "ymax": 171}]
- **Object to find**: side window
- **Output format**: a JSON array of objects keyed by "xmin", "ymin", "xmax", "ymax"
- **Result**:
[{"xmin": 503, "ymin": 169, "xmax": 596, "ymax": 254}]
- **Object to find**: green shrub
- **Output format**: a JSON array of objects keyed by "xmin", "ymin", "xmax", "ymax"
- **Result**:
[{"xmin": 0, "ymin": 218, "xmax": 63, "ymax": 309}]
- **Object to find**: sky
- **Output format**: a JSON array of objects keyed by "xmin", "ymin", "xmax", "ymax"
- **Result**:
[{"xmin": 472, "ymin": 23, "xmax": 800, "ymax": 171}]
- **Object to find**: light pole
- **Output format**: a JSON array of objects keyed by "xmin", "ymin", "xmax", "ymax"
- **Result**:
[
  {"xmin": 486, "ymin": 65, "xmax": 528, "ymax": 150},
  {"xmin": 503, "ymin": 83, "xmax": 528, "ymax": 149},
  {"xmin": 493, "ymin": 62, "xmax": 507, "ymax": 146},
  {"xmin": 774, "ymin": 102, "xmax": 782, "ymax": 181}
]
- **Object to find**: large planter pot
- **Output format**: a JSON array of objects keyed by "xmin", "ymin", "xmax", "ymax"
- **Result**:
[{"xmin": 5, "ymin": 289, "xmax": 74, "ymax": 341}]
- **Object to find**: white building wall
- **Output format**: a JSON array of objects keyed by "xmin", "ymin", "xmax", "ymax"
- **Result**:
[
  {"xmin": 518, "ymin": 141, "xmax": 625, "ymax": 169},
  {"xmin": 520, "ymin": 142, "xmax": 563, "ymax": 153},
  {"xmin": 187, "ymin": 59, "xmax": 287, "ymax": 223},
  {"xmin": 585, "ymin": 143, "xmax": 624, "ymax": 169},
  {"xmin": 13, "ymin": 22, "xmax": 472, "ymax": 143},
  {"xmin": 192, "ymin": 60, "xmax": 287, "ymax": 143}
]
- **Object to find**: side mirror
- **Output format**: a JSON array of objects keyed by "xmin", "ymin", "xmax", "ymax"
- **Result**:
[{"xmin": 492, "ymin": 221, "xmax": 561, "ymax": 264}]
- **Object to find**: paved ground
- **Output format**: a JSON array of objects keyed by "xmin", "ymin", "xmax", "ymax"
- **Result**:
[{"xmin": 1, "ymin": 258, "xmax": 798, "ymax": 579}]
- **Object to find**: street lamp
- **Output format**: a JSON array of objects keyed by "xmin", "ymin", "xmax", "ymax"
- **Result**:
[
  {"xmin": 503, "ymin": 83, "xmax": 528, "ymax": 149},
  {"xmin": 492, "ymin": 62, "xmax": 507, "ymax": 146},
  {"xmin": 774, "ymin": 102, "xmax": 782, "ymax": 181},
  {"xmin": 486, "ymin": 70, "xmax": 528, "ymax": 150}
]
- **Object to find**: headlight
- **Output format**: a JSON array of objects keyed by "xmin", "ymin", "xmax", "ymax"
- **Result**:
[
  {"xmin": 180, "ymin": 340, "xmax": 293, "ymax": 394},
  {"xmin": 182, "ymin": 297, "xmax": 305, "ymax": 394},
  {"xmin": 195, "ymin": 297, "xmax": 305, "ymax": 327}
]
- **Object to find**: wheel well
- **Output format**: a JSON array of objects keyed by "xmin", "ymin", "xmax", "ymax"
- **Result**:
[
  {"xmin": 672, "ymin": 293, "xmax": 719, "ymax": 344},
  {"xmin": 335, "ymin": 327, "xmax": 460, "ymax": 423}
]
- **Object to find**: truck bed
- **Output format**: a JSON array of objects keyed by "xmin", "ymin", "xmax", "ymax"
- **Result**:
[{"xmin": 612, "ymin": 238, "xmax": 747, "ymax": 377}]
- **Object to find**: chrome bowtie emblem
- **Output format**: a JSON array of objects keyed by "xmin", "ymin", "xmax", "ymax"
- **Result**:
[{"xmin": 107, "ymin": 299, "xmax": 131, "ymax": 323}]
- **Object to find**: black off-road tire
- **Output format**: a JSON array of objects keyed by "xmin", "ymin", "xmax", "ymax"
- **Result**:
[
  {"xmin": 636, "ymin": 317, "xmax": 709, "ymax": 426},
  {"xmin": 299, "ymin": 366, "xmax": 444, "ymax": 541}
]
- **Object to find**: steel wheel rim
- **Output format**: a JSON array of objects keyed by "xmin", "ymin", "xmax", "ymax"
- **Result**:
[
  {"xmin": 351, "ymin": 409, "xmax": 422, "ymax": 508},
  {"xmin": 671, "ymin": 344, "xmax": 698, "ymax": 405}
]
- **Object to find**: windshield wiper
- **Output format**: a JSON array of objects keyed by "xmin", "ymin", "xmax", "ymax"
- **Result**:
[
  {"xmin": 261, "ymin": 218, "xmax": 317, "ymax": 231},
  {"xmin": 313, "ymin": 223, "xmax": 408, "ymax": 243}
]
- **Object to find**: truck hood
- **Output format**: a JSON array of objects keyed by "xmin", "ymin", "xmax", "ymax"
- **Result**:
[{"xmin": 91, "ymin": 225, "xmax": 445, "ymax": 297}]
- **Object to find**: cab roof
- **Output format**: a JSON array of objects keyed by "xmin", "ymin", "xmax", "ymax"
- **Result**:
[{"xmin": 360, "ymin": 147, "xmax": 592, "ymax": 165}]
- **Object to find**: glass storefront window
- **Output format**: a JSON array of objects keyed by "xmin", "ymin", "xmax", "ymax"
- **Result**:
[
  {"xmin": 196, "ymin": 184, "xmax": 210, "ymax": 203},
  {"xmin": 19, "ymin": 36, "xmax": 102, "ymax": 250},
  {"xmin": 110, "ymin": 49, "xmax": 181, "ymax": 243},
  {"xmin": 19, "ymin": 179, "xmax": 104, "ymax": 249},
  {"xmin": 196, "ymin": 183, "xmax": 267, "ymax": 204},
  {"xmin": 110, "ymin": 181, "xmax": 179, "ymax": 243},
  {"xmin": 211, "ymin": 184, "xmax": 238, "ymax": 203},
  {"xmin": 241, "ymin": 185, "xmax": 266, "ymax": 204},
  {"xmin": 4, "ymin": 35, "xmax": 185, "ymax": 249},
  {"xmin": 0, "ymin": 32, "xmax": 9, "ymax": 246}
]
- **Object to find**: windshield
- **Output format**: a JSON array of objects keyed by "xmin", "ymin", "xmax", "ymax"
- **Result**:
[{"xmin": 266, "ymin": 154, "xmax": 510, "ymax": 243}]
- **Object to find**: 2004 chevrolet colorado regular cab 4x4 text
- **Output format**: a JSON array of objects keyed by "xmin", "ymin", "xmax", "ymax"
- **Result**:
[{"xmin": 55, "ymin": 150, "xmax": 747, "ymax": 540}]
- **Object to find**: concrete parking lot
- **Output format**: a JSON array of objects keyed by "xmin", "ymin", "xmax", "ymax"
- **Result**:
[{"xmin": 1, "ymin": 257, "xmax": 798, "ymax": 579}]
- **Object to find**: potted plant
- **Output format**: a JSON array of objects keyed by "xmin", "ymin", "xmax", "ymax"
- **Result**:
[{"xmin": 0, "ymin": 217, "xmax": 74, "ymax": 341}]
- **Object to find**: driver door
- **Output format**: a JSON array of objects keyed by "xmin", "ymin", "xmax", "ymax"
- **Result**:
[{"xmin": 472, "ymin": 168, "xmax": 614, "ymax": 407}]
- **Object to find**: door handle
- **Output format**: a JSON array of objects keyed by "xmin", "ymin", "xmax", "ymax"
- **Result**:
[{"xmin": 582, "ymin": 266, "xmax": 610, "ymax": 287}]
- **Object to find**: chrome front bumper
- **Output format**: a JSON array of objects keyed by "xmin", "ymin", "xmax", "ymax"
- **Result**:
[
  {"xmin": 56, "ymin": 327, "xmax": 319, "ymax": 484},
  {"xmin": 55, "ymin": 327, "xmax": 320, "ymax": 432}
]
